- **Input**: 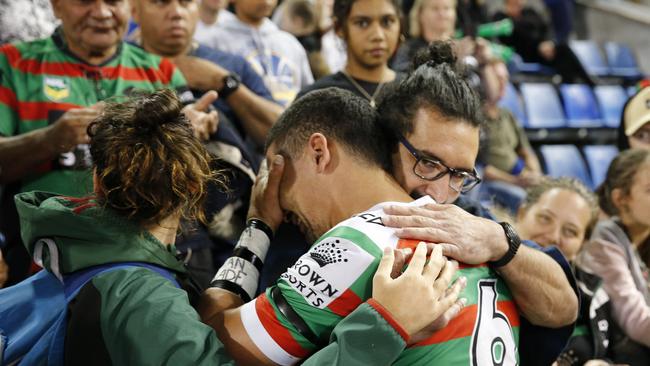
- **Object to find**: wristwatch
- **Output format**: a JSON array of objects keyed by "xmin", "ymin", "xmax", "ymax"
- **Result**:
[
  {"xmin": 219, "ymin": 73, "xmax": 241, "ymax": 99},
  {"xmin": 489, "ymin": 222, "xmax": 521, "ymax": 268}
]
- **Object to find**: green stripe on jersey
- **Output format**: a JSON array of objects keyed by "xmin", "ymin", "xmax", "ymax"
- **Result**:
[{"xmin": 0, "ymin": 32, "xmax": 187, "ymax": 197}]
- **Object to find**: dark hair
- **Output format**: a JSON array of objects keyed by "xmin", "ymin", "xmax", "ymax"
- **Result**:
[
  {"xmin": 333, "ymin": 0, "xmax": 402, "ymax": 32},
  {"xmin": 376, "ymin": 41, "xmax": 484, "ymax": 151},
  {"xmin": 521, "ymin": 177, "xmax": 600, "ymax": 239},
  {"xmin": 88, "ymin": 89, "xmax": 218, "ymax": 227},
  {"xmin": 265, "ymin": 87, "xmax": 391, "ymax": 171},
  {"xmin": 596, "ymin": 148, "xmax": 650, "ymax": 216}
]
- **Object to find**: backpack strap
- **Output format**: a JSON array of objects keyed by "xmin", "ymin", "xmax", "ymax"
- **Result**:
[{"xmin": 63, "ymin": 262, "xmax": 180, "ymax": 299}]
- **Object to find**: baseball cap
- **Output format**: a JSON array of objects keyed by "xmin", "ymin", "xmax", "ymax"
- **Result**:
[{"xmin": 624, "ymin": 87, "xmax": 650, "ymax": 136}]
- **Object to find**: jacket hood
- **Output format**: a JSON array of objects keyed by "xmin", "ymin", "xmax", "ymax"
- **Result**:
[{"xmin": 15, "ymin": 191, "xmax": 185, "ymax": 275}]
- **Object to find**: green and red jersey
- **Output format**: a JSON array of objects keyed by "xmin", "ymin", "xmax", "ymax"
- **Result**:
[
  {"xmin": 0, "ymin": 28, "xmax": 191, "ymax": 197},
  {"xmin": 241, "ymin": 196, "xmax": 521, "ymax": 365}
]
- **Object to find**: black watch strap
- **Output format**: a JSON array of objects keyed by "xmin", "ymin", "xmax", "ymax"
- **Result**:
[
  {"xmin": 489, "ymin": 222, "xmax": 521, "ymax": 268},
  {"xmin": 219, "ymin": 73, "xmax": 240, "ymax": 99}
]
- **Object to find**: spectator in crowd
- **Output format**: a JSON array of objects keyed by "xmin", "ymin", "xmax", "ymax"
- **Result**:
[
  {"xmin": 276, "ymin": 0, "xmax": 332, "ymax": 80},
  {"xmin": 133, "ymin": 0, "xmax": 284, "ymax": 148},
  {"xmin": 194, "ymin": 0, "xmax": 236, "ymax": 44},
  {"xmin": 13, "ymin": 88, "xmax": 460, "ymax": 365},
  {"xmin": 0, "ymin": 0, "xmax": 217, "ymax": 285},
  {"xmin": 295, "ymin": 0, "xmax": 402, "ymax": 107},
  {"xmin": 579, "ymin": 149, "xmax": 650, "ymax": 364},
  {"xmin": 515, "ymin": 178, "xmax": 616, "ymax": 365},
  {"xmin": 493, "ymin": 0, "xmax": 593, "ymax": 85},
  {"xmin": 392, "ymin": 0, "xmax": 455, "ymax": 71},
  {"xmin": 618, "ymin": 86, "xmax": 650, "ymax": 151},
  {"xmin": 198, "ymin": 0, "xmax": 314, "ymax": 105},
  {"xmin": 481, "ymin": 59, "xmax": 543, "ymax": 213},
  {"xmin": 0, "ymin": 0, "xmax": 59, "ymax": 44},
  {"xmin": 374, "ymin": 42, "xmax": 579, "ymax": 366},
  {"xmin": 393, "ymin": 0, "xmax": 490, "ymax": 71}
]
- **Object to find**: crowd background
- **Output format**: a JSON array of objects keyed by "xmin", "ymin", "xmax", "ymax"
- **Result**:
[{"xmin": 1, "ymin": 0, "xmax": 650, "ymax": 365}]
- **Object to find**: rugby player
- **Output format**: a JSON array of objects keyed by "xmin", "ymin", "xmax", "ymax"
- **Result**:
[{"xmin": 201, "ymin": 85, "xmax": 519, "ymax": 365}]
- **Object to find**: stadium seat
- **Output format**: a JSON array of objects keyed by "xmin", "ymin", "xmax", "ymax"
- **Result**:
[
  {"xmin": 520, "ymin": 83, "xmax": 566, "ymax": 128},
  {"xmin": 559, "ymin": 84, "xmax": 603, "ymax": 128},
  {"xmin": 507, "ymin": 53, "xmax": 555, "ymax": 75},
  {"xmin": 604, "ymin": 42, "xmax": 643, "ymax": 79},
  {"xmin": 594, "ymin": 85, "xmax": 627, "ymax": 128},
  {"xmin": 498, "ymin": 82, "xmax": 527, "ymax": 126},
  {"xmin": 583, "ymin": 145, "xmax": 619, "ymax": 188},
  {"xmin": 569, "ymin": 40, "xmax": 609, "ymax": 77},
  {"xmin": 628, "ymin": 85, "xmax": 639, "ymax": 97},
  {"xmin": 540, "ymin": 145, "xmax": 593, "ymax": 188}
]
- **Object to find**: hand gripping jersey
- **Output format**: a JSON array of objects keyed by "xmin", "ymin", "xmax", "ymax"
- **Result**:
[{"xmin": 241, "ymin": 197, "xmax": 521, "ymax": 365}]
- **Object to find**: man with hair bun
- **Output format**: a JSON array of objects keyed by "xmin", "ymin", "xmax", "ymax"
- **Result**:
[{"xmin": 376, "ymin": 41, "xmax": 579, "ymax": 366}]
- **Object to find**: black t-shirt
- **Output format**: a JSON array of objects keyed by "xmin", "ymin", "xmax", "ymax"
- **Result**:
[
  {"xmin": 493, "ymin": 8, "xmax": 550, "ymax": 63},
  {"xmin": 295, "ymin": 71, "xmax": 404, "ymax": 102}
]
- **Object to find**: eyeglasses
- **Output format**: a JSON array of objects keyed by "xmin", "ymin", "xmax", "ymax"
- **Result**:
[{"xmin": 398, "ymin": 135, "xmax": 482, "ymax": 193}]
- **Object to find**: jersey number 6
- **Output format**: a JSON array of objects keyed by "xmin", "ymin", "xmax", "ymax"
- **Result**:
[{"xmin": 470, "ymin": 280, "xmax": 518, "ymax": 366}]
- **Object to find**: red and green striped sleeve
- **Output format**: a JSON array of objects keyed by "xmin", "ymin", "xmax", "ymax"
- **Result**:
[{"xmin": 0, "ymin": 43, "xmax": 22, "ymax": 137}]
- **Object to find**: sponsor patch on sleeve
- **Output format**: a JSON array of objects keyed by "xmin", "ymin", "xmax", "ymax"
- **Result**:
[{"xmin": 280, "ymin": 237, "xmax": 375, "ymax": 308}]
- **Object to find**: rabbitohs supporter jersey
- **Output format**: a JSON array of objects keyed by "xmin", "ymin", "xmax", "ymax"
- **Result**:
[
  {"xmin": 241, "ymin": 196, "xmax": 521, "ymax": 365},
  {"xmin": 0, "ymin": 28, "xmax": 191, "ymax": 197}
]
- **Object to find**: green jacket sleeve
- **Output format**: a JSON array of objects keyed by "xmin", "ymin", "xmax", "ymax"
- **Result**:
[
  {"xmin": 93, "ymin": 268, "xmax": 235, "ymax": 366},
  {"xmin": 302, "ymin": 301, "xmax": 407, "ymax": 366}
]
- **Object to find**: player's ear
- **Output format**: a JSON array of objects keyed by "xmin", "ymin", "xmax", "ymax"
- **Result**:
[{"xmin": 307, "ymin": 133, "xmax": 331, "ymax": 173}]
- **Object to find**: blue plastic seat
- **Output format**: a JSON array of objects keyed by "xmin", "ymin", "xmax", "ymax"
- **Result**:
[
  {"xmin": 540, "ymin": 145, "xmax": 593, "ymax": 188},
  {"xmin": 569, "ymin": 40, "xmax": 609, "ymax": 76},
  {"xmin": 507, "ymin": 53, "xmax": 555, "ymax": 75},
  {"xmin": 498, "ymin": 82, "xmax": 527, "ymax": 126},
  {"xmin": 605, "ymin": 42, "xmax": 643, "ymax": 79},
  {"xmin": 583, "ymin": 145, "xmax": 619, "ymax": 188},
  {"xmin": 559, "ymin": 84, "xmax": 603, "ymax": 128},
  {"xmin": 520, "ymin": 83, "xmax": 566, "ymax": 128},
  {"xmin": 593, "ymin": 85, "xmax": 627, "ymax": 128}
]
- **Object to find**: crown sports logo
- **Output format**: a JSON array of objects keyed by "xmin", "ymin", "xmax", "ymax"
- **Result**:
[
  {"xmin": 309, "ymin": 240, "xmax": 349, "ymax": 267},
  {"xmin": 43, "ymin": 77, "xmax": 69, "ymax": 101}
]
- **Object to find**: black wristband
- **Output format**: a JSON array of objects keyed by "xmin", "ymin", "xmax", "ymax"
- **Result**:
[
  {"xmin": 489, "ymin": 222, "xmax": 521, "ymax": 268},
  {"xmin": 210, "ymin": 279, "xmax": 252, "ymax": 303},
  {"xmin": 232, "ymin": 246, "xmax": 264, "ymax": 271},
  {"xmin": 247, "ymin": 218, "xmax": 274, "ymax": 241}
]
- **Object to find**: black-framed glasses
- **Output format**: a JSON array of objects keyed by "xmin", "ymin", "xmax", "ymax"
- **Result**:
[{"xmin": 398, "ymin": 135, "xmax": 482, "ymax": 193}]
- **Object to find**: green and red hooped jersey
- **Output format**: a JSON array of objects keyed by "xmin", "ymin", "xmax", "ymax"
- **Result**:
[
  {"xmin": 0, "ymin": 29, "xmax": 191, "ymax": 197},
  {"xmin": 240, "ymin": 196, "xmax": 521, "ymax": 365}
]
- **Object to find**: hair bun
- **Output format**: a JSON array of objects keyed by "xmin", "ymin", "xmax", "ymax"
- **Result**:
[
  {"xmin": 133, "ymin": 89, "xmax": 184, "ymax": 132},
  {"xmin": 411, "ymin": 40, "xmax": 458, "ymax": 71}
]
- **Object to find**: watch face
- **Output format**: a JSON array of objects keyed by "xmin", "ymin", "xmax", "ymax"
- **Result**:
[{"xmin": 226, "ymin": 78, "xmax": 237, "ymax": 88}]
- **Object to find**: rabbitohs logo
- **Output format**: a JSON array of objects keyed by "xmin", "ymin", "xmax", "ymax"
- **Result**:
[{"xmin": 309, "ymin": 240, "xmax": 350, "ymax": 267}]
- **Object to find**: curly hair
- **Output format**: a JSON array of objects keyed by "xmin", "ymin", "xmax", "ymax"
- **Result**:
[{"xmin": 87, "ymin": 89, "xmax": 220, "ymax": 227}]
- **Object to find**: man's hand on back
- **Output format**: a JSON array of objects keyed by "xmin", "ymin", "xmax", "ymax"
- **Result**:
[{"xmin": 382, "ymin": 203, "xmax": 509, "ymax": 264}]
